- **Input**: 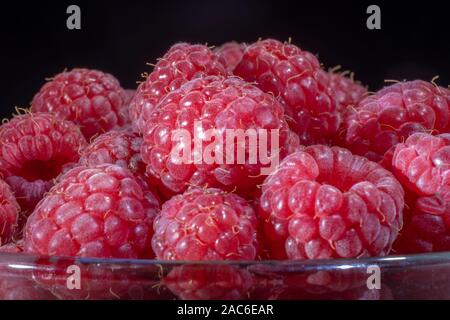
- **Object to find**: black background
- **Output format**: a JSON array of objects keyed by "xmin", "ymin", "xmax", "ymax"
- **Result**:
[{"xmin": 0, "ymin": 0, "xmax": 449, "ymax": 119}]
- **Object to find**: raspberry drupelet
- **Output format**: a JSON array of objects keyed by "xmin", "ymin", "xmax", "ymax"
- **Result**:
[
  {"xmin": 341, "ymin": 80, "xmax": 450, "ymax": 162},
  {"xmin": 152, "ymin": 188, "xmax": 259, "ymax": 261},
  {"xmin": 31, "ymin": 68, "xmax": 129, "ymax": 140},
  {"xmin": 214, "ymin": 41, "xmax": 246, "ymax": 73},
  {"xmin": 140, "ymin": 75, "xmax": 299, "ymax": 198},
  {"xmin": 0, "ymin": 112, "xmax": 87, "ymax": 214},
  {"xmin": 24, "ymin": 164, "xmax": 160, "ymax": 259},
  {"xmin": 259, "ymin": 145, "xmax": 404, "ymax": 260},
  {"xmin": 0, "ymin": 179, "xmax": 20, "ymax": 245},
  {"xmin": 130, "ymin": 43, "xmax": 228, "ymax": 133},
  {"xmin": 391, "ymin": 133, "xmax": 450, "ymax": 253},
  {"xmin": 234, "ymin": 38, "xmax": 340, "ymax": 145}
]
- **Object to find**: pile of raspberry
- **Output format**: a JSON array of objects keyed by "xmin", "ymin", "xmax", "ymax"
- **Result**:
[{"xmin": 1, "ymin": 38, "xmax": 449, "ymax": 301}]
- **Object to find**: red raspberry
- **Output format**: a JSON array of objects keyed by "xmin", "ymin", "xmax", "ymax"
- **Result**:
[
  {"xmin": 79, "ymin": 129, "xmax": 147, "ymax": 183},
  {"xmin": 163, "ymin": 265, "xmax": 254, "ymax": 300},
  {"xmin": 259, "ymin": 145, "xmax": 404, "ymax": 259},
  {"xmin": 0, "ymin": 179, "xmax": 19, "ymax": 245},
  {"xmin": 31, "ymin": 68, "xmax": 129, "ymax": 140},
  {"xmin": 129, "ymin": 43, "xmax": 228, "ymax": 133},
  {"xmin": 152, "ymin": 188, "xmax": 259, "ymax": 261},
  {"xmin": 214, "ymin": 41, "xmax": 245, "ymax": 72},
  {"xmin": 391, "ymin": 133, "xmax": 450, "ymax": 196},
  {"xmin": 234, "ymin": 38, "xmax": 339, "ymax": 145},
  {"xmin": 0, "ymin": 112, "xmax": 87, "ymax": 214},
  {"xmin": 140, "ymin": 75, "xmax": 299, "ymax": 197},
  {"xmin": 390, "ymin": 133, "xmax": 450, "ymax": 253},
  {"xmin": 341, "ymin": 80, "xmax": 450, "ymax": 162},
  {"xmin": 394, "ymin": 195, "xmax": 450, "ymax": 253},
  {"xmin": 320, "ymin": 69, "xmax": 367, "ymax": 111},
  {"xmin": 23, "ymin": 164, "xmax": 160, "ymax": 259}
]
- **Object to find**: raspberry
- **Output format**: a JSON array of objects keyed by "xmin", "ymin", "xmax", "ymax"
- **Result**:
[
  {"xmin": 0, "ymin": 179, "xmax": 19, "ymax": 245},
  {"xmin": 0, "ymin": 112, "xmax": 87, "ymax": 215},
  {"xmin": 259, "ymin": 145, "xmax": 404, "ymax": 259},
  {"xmin": 391, "ymin": 133, "xmax": 450, "ymax": 196},
  {"xmin": 163, "ymin": 265, "xmax": 254, "ymax": 300},
  {"xmin": 152, "ymin": 188, "xmax": 259, "ymax": 261},
  {"xmin": 390, "ymin": 133, "xmax": 450, "ymax": 253},
  {"xmin": 79, "ymin": 129, "xmax": 147, "ymax": 183},
  {"xmin": 140, "ymin": 75, "xmax": 299, "ymax": 197},
  {"xmin": 129, "ymin": 43, "xmax": 228, "ymax": 133},
  {"xmin": 23, "ymin": 164, "xmax": 160, "ymax": 259},
  {"xmin": 234, "ymin": 38, "xmax": 339, "ymax": 145},
  {"xmin": 341, "ymin": 80, "xmax": 450, "ymax": 162},
  {"xmin": 31, "ymin": 68, "xmax": 129, "ymax": 140},
  {"xmin": 214, "ymin": 41, "xmax": 245, "ymax": 72},
  {"xmin": 320, "ymin": 69, "xmax": 367, "ymax": 111}
]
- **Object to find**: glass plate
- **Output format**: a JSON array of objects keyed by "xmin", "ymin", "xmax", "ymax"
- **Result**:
[{"xmin": 1, "ymin": 252, "xmax": 450, "ymax": 300}]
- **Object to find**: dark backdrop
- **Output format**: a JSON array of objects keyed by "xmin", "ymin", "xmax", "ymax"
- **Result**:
[{"xmin": 0, "ymin": 0, "xmax": 449, "ymax": 119}]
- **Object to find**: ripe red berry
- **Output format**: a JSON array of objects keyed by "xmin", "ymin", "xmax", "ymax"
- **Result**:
[
  {"xmin": 391, "ymin": 133, "xmax": 450, "ymax": 253},
  {"xmin": 31, "ymin": 68, "xmax": 129, "ymax": 140},
  {"xmin": 0, "ymin": 112, "xmax": 87, "ymax": 214},
  {"xmin": 341, "ymin": 80, "xmax": 450, "ymax": 162},
  {"xmin": 259, "ymin": 145, "xmax": 404, "ymax": 259},
  {"xmin": 319, "ymin": 69, "xmax": 367, "ymax": 111},
  {"xmin": 391, "ymin": 133, "xmax": 450, "ymax": 196},
  {"xmin": 234, "ymin": 38, "xmax": 339, "ymax": 145},
  {"xmin": 79, "ymin": 129, "xmax": 147, "ymax": 183},
  {"xmin": 152, "ymin": 188, "xmax": 259, "ymax": 261},
  {"xmin": 0, "ymin": 180, "xmax": 20, "ymax": 245},
  {"xmin": 129, "ymin": 43, "xmax": 228, "ymax": 133},
  {"xmin": 214, "ymin": 41, "xmax": 245, "ymax": 72},
  {"xmin": 140, "ymin": 75, "xmax": 299, "ymax": 198},
  {"xmin": 24, "ymin": 164, "xmax": 160, "ymax": 259}
]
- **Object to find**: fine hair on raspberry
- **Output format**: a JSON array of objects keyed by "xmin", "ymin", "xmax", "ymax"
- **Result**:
[
  {"xmin": 234, "ymin": 38, "xmax": 341, "ymax": 145},
  {"xmin": 341, "ymin": 80, "xmax": 450, "ymax": 162},
  {"xmin": 130, "ymin": 43, "xmax": 228, "ymax": 133}
]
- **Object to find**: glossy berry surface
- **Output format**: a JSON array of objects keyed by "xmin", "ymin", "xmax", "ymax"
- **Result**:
[
  {"xmin": 31, "ymin": 68, "xmax": 129, "ymax": 140},
  {"xmin": 0, "ymin": 179, "xmax": 20, "ymax": 245},
  {"xmin": 0, "ymin": 112, "xmax": 87, "ymax": 214},
  {"xmin": 130, "ymin": 43, "xmax": 227, "ymax": 133},
  {"xmin": 234, "ymin": 38, "xmax": 339, "ymax": 145},
  {"xmin": 341, "ymin": 80, "xmax": 450, "ymax": 162},
  {"xmin": 24, "ymin": 164, "xmax": 160, "ymax": 258},
  {"xmin": 140, "ymin": 75, "xmax": 299, "ymax": 197},
  {"xmin": 152, "ymin": 188, "xmax": 259, "ymax": 261},
  {"xmin": 259, "ymin": 145, "xmax": 404, "ymax": 259}
]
